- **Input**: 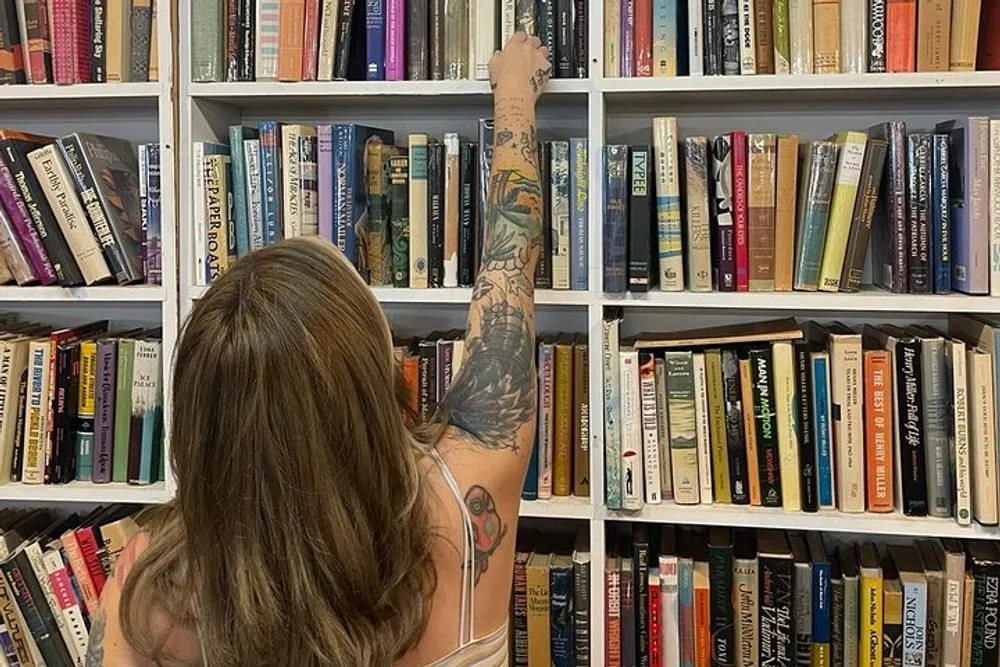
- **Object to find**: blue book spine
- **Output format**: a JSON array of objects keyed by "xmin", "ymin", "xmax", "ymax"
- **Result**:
[
  {"xmin": 603, "ymin": 145, "xmax": 628, "ymax": 293},
  {"xmin": 258, "ymin": 121, "xmax": 282, "ymax": 245},
  {"xmin": 144, "ymin": 144, "xmax": 162, "ymax": 285},
  {"xmin": 812, "ymin": 560, "xmax": 831, "ymax": 645},
  {"xmin": 523, "ymin": 439, "xmax": 539, "ymax": 500},
  {"xmin": 569, "ymin": 138, "xmax": 588, "ymax": 290},
  {"xmin": 333, "ymin": 125, "xmax": 352, "ymax": 260},
  {"xmin": 224, "ymin": 155, "xmax": 237, "ymax": 261},
  {"xmin": 228, "ymin": 126, "xmax": 252, "ymax": 258},
  {"xmin": 932, "ymin": 133, "xmax": 951, "ymax": 294},
  {"xmin": 366, "ymin": 0, "xmax": 386, "ymax": 80},
  {"xmin": 679, "ymin": 559, "xmax": 695, "ymax": 667},
  {"xmin": 550, "ymin": 564, "xmax": 574, "ymax": 667},
  {"xmin": 812, "ymin": 356, "xmax": 834, "ymax": 508}
]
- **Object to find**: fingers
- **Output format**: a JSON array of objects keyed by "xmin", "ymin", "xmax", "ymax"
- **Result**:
[{"xmin": 527, "ymin": 35, "xmax": 542, "ymax": 49}]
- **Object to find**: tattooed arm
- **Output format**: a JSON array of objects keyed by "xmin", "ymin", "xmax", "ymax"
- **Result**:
[{"xmin": 442, "ymin": 33, "xmax": 551, "ymax": 462}]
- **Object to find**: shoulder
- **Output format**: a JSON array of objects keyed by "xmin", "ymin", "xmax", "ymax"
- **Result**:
[{"xmin": 115, "ymin": 531, "xmax": 151, "ymax": 584}]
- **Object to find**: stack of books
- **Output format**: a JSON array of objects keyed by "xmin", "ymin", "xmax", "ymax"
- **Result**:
[
  {"xmin": 191, "ymin": 0, "xmax": 589, "ymax": 83},
  {"xmin": 0, "ymin": 0, "xmax": 159, "ymax": 84},
  {"xmin": 604, "ymin": 314, "xmax": 1000, "ymax": 526},
  {"xmin": 0, "ymin": 316, "xmax": 164, "ymax": 487},
  {"xmin": 604, "ymin": 117, "xmax": 998, "ymax": 296},
  {"xmin": 605, "ymin": 0, "xmax": 994, "ymax": 77},
  {"xmin": 196, "ymin": 122, "xmax": 589, "ymax": 291},
  {"xmin": 397, "ymin": 331, "xmax": 590, "ymax": 500},
  {"xmin": 0, "ymin": 505, "xmax": 141, "ymax": 666},
  {"xmin": 0, "ymin": 131, "xmax": 158, "ymax": 288},
  {"xmin": 511, "ymin": 527, "xmax": 590, "ymax": 666},
  {"xmin": 607, "ymin": 524, "xmax": 992, "ymax": 667}
]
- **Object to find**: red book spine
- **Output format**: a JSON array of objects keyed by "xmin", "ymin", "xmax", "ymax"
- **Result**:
[
  {"xmin": 649, "ymin": 576, "xmax": 662, "ymax": 667},
  {"xmin": 226, "ymin": 0, "xmax": 239, "ymax": 80},
  {"xmin": 634, "ymin": 0, "xmax": 653, "ymax": 76},
  {"xmin": 50, "ymin": 0, "xmax": 73, "ymax": 83},
  {"xmin": 24, "ymin": 0, "xmax": 51, "ymax": 83},
  {"xmin": 886, "ymin": 0, "xmax": 916, "ymax": 72},
  {"xmin": 301, "ymin": 0, "xmax": 321, "ymax": 80},
  {"xmin": 978, "ymin": 1, "xmax": 1000, "ymax": 70},
  {"xmin": 606, "ymin": 566, "xmax": 622, "ymax": 667},
  {"xmin": 74, "ymin": 528, "xmax": 108, "ymax": 597},
  {"xmin": 72, "ymin": 0, "xmax": 90, "ymax": 82},
  {"xmin": 732, "ymin": 131, "xmax": 749, "ymax": 292}
]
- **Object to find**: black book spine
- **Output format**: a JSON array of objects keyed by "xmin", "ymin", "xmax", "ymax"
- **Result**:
[
  {"xmin": 238, "ymin": 0, "xmax": 255, "ymax": 80},
  {"xmin": 870, "ymin": 122, "xmax": 908, "ymax": 293},
  {"xmin": 794, "ymin": 342, "xmax": 818, "ymax": 512},
  {"xmin": 538, "ymin": 0, "xmax": 556, "ymax": 54},
  {"xmin": 3, "ymin": 551, "xmax": 74, "ymax": 667},
  {"xmin": 621, "ymin": 562, "xmax": 636, "ymax": 667},
  {"xmin": 389, "ymin": 155, "xmax": 410, "ymax": 288},
  {"xmin": 49, "ymin": 344, "xmax": 73, "ymax": 484},
  {"xmin": 932, "ymin": 133, "xmax": 951, "ymax": 294},
  {"xmin": 721, "ymin": 349, "xmax": 750, "ymax": 504},
  {"xmin": 0, "ymin": 0, "xmax": 24, "ymax": 83},
  {"xmin": 90, "ymin": 0, "xmax": 106, "ymax": 82},
  {"xmin": 907, "ymin": 134, "xmax": 931, "ymax": 294},
  {"xmin": 573, "ymin": 555, "xmax": 590, "ymax": 666},
  {"xmin": 427, "ymin": 142, "xmax": 444, "ymax": 287},
  {"xmin": 0, "ymin": 141, "xmax": 82, "ymax": 286},
  {"xmin": 750, "ymin": 347, "xmax": 783, "ymax": 508},
  {"xmin": 418, "ymin": 339, "xmax": 436, "ymax": 421},
  {"xmin": 972, "ymin": 559, "xmax": 1000, "ymax": 667},
  {"xmin": 458, "ymin": 142, "xmax": 476, "ymax": 287},
  {"xmin": 604, "ymin": 145, "xmax": 628, "ymax": 293},
  {"xmin": 537, "ymin": 141, "xmax": 553, "ymax": 289},
  {"xmin": 555, "ymin": 0, "xmax": 573, "ymax": 78},
  {"xmin": 711, "ymin": 135, "xmax": 736, "ymax": 291},
  {"xmin": 628, "ymin": 145, "xmax": 652, "ymax": 292},
  {"xmin": 703, "ymin": 0, "xmax": 723, "ymax": 75},
  {"xmin": 512, "ymin": 556, "xmax": 528, "ymax": 666},
  {"xmin": 830, "ymin": 572, "xmax": 844, "ymax": 666},
  {"xmin": 867, "ymin": 0, "xmax": 886, "ymax": 73},
  {"xmin": 841, "ymin": 139, "xmax": 889, "ymax": 292},
  {"xmin": 429, "ymin": 0, "xmax": 444, "ymax": 79},
  {"xmin": 573, "ymin": 0, "xmax": 587, "ymax": 77},
  {"xmin": 709, "ymin": 541, "xmax": 735, "ymax": 666},
  {"xmin": 334, "ymin": 0, "xmax": 357, "ymax": 79},
  {"xmin": 721, "ymin": 0, "xmax": 740, "ymax": 74},
  {"xmin": 633, "ymin": 536, "xmax": 649, "ymax": 667},
  {"xmin": 407, "ymin": 0, "xmax": 428, "ymax": 79},
  {"xmin": 60, "ymin": 344, "xmax": 81, "ymax": 483},
  {"xmin": 759, "ymin": 556, "xmax": 794, "ymax": 667},
  {"xmin": 10, "ymin": 364, "xmax": 27, "ymax": 482},
  {"xmin": 225, "ymin": 0, "xmax": 239, "ymax": 81},
  {"xmin": 896, "ymin": 339, "xmax": 928, "ymax": 516}
]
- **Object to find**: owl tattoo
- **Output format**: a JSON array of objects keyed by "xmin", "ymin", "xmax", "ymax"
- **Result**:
[{"xmin": 464, "ymin": 484, "xmax": 508, "ymax": 586}]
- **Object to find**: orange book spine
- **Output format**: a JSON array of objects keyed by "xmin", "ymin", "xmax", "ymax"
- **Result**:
[
  {"xmin": 277, "ymin": 0, "xmax": 306, "ymax": 81},
  {"xmin": 634, "ymin": 0, "xmax": 653, "ymax": 76},
  {"xmin": 60, "ymin": 532, "xmax": 98, "ymax": 617},
  {"xmin": 402, "ymin": 353, "xmax": 419, "ymax": 417},
  {"xmin": 740, "ymin": 357, "xmax": 762, "ymax": 506},
  {"xmin": 916, "ymin": 0, "xmax": 950, "ymax": 71},
  {"xmin": 864, "ymin": 349, "xmax": 893, "ymax": 512},
  {"xmin": 886, "ymin": 0, "xmax": 917, "ymax": 72},
  {"xmin": 694, "ymin": 579, "xmax": 711, "ymax": 667}
]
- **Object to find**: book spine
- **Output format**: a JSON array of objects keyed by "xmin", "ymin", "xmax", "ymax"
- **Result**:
[
  {"xmin": 573, "ymin": 0, "xmax": 587, "ymax": 76},
  {"xmin": 812, "ymin": 0, "xmax": 841, "ymax": 72},
  {"xmin": 788, "ymin": 0, "xmax": 813, "ymax": 73},
  {"xmin": 408, "ymin": 135, "xmax": 429, "ymax": 288},
  {"xmin": 771, "ymin": 135, "xmax": 799, "ymax": 292},
  {"xmin": 907, "ymin": 134, "xmax": 932, "ymax": 294},
  {"xmin": 2, "ymin": 553, "xmax": 72, "ymax": 667},
  {"xmin": 635, "ymin": 539, "xmax": 650, "ymax": 667},
  {"xmin": 792, "ymin": 344, "xmax": 818, "ymax": 513},
  {"xmin": 839, "ymin": 0, "xmax": 866, "ymax": 72},
  {"xmin": 476, "ymin": 119, "xmax": 493, "ymax": 269},
  {"xmin": 604, "ymin": 0, "xmax": 620, "ymax": 75},
  {"xmin": 688, "ymin": 0, "xmax": 704, "ymax": 75},
  {"xmin": 948, "ymin": 342, "xmax": 972, "ymax": 526},
  {"xmin": 812, "ymin": 559, "xmax": 831, "ymax": 665},
  {"xmin": 709, "ymin": 542, "xmax": 735, "ymax": 665},
  {"xmin": 622, "ymin": 559, "xmax": 636, "ymax": 667},
  {"xmin": 897, "ymin": 340, "xmax": 928, "ymax": 516},
  {"xmin": 864, "ymin": 350, "xmax": 893, "ymax": 512},
  {"xmin": 972, "ymin": 561, "xmax": 1000, "ymax": 667},
  {"xmin": 772, "ymin": 342, "xmax": 801, "ymax": 512},
  {"xmin": 573, "ymin": 342, "xmax": 590, "ymax": 498},
  {"xmin": 747, "ymin": 133, "xmax": 777, "ymax": 291},
  {"xmin": 458, "ymin": 143, "xmax": 475, "ymax": 287},
  {"xmin": 539, "ymin": 0, "xmax": 556, "ymax": 53},
  {"xmin": 868, "ymin": 0, "xmax": 887, "ymax": 71},
  {"xmin": 628, "ymin": 145, "xmax": 652, "ymax": 292},
  {"xmin": 738, "ymin": 0, "xmax": 757, "ymax": 72},
  {"xmin": 388, "ymin": 154, "xmax": 410, "ymax": 288},
  {"xmin": 620, "ymin": 349, "xmax": 644, "ymax": 510},
  {"xmin": 537, "ymin": 141, "xmax": 552, "ymax": 289},
  {"xmin": 942, "ymin": 551, "xmax": 965, "ymax": 666},
  {"xmin": 759, "ymin": 556, "xmax": 794, "ymax": 664},
  {"xmin": 703, "ymin": 0, "xmax": 722, "ymax": 75},
  {"xmin": 705, "ymin": 350, "xmax": 732, "ymax": 504},
  {"xmin": 636, "ymin": 0, "xmax": 654, "ymax": 76},
  {"xmin": 694, "ymin": 354, "xmax": 714, "ymax": 504},
  {"xmin": 711, "ymin": 134, "xmax": 736, "ymax": 291},
  {"xmin": 570, "ymin": 138, "xmax": 588, "ymax": 291},
  {"xmin": 720, "ymin": 0, "xmax": 740, "ymax": 74},
  {"xmin": 871, "ymin": 122, "xmax": 908, "ymax": 292},
  {"xmin": 794, "ymin": 557, "xmax": 812, "ymax": 667},
  {"xmin": 721, "ymin": 349, "xmax": 749, "ymax": 504},
  {"xmin": 732, "ymin": 131, "xmax": 749, "ymax": 291},
  {"xmin": 753, "ymin": 0, "xmax": 773, "ymax": 71},
  {"xmin": 841, "ymin": 139, "xmax": 889, "ymax": 292},
  {"xmin": 750, "ymin": 347, "xmax": 782, "ymax": 507},
  {"xmin": 621, "ymin": 0, "xmax": 635, "ymax": 77},
  {"xmin": 0, "ymin": 206, "xmax": 35, "ymax": 284},
  {"xmin": 551, "ymin": 564, "xmax": 574, "ymax": 667},
  {"xmin": 654, "ymin": 358, "xmax": 673, "ymax": 501},
  {"xmin": 603, "ymin": 316, "xmax": 623, "ymax": 510},
  {"xmin": 603, "ymin": 146, "xmax": 629, "ymax": 293},
  {"xmin": 916, "ymin": 0, "xmax": 950, "ymax": 71},
  {"xmin": 921, "ymin": 340, "xmax": 953, "ymax": 518},
  {"xmin": 680, "ymin": 558, "xmax": 696, "ymax": 666},
  {"xmin": 0, "ymin": 153, "xmax": 54, "ymax": 284},
  {"xmin": 818, "ymin": 133, "xmax": 867, "ymax": 292},
  {"xmin": 551, "ymin": 140, "xmax": 571, "ymax": 289},
  {"xmin": 652, "ymin": 118, "xmax": 682, "ymax": 290},
  {"xmin": 365, "ymin": 0, "xmax": 385, "ymax": 80},
  {"xmin": 426, "ymin": 141, "xmax": 444, "ymax": 287},
  {"xmin": 652, "ymin": 0, "xmax": 678, "ymax": 76},
  {"xmin": 733, "ymin": 557, "xmax": 757, "ymax": 667},
  {"xmin": 257, "ymin": 123, "xmax": 281, "ymax": 245},
  {"xmin": 406, "ymin": 0, "xmax": 428, "ymax": 79},
  {"xmin": 949, "ymin": 0, "xmax": 980, "ymax": 71},
  {"xmin": 810, "ymin": 353, "xmax": 834, "ymax": 508},
  {"xmin": 684, "ymin": 137, "xmax": 712, "ymax": 292},
  {"xmin": 990, "ymin": 120, "xmax": 1000, "ymax": 297},
  {"xmin": 667, "ymin": 350, "xmax": 699, "ymax": 505},
  {"xmin": 772, "ymin": 0, "xmax": 790, "ymax": 72},
  {"xmin": 740, "ymin": 356, "xmax": 762, "ymax": 506},
  {"xmin": 50, "ymin": 0, "xmax": 72, "ymax": 83},
  {"xmin": 832, "ymin": 334, "xmax": 864, "ymax": 513},
  {"xmin": 639, "ymin": 353, "xmax": 663, "ymax": 504},
  {"xmin": 792, "ymin": 142, "xmax": 837, "ymax": 291},
  {"xmin": 553, "ymin": 341, "xmax": 573, "ymax": 496},
  {"xmin": 606, "ymin": 561, "xmax": 622, "ymax": 666}
]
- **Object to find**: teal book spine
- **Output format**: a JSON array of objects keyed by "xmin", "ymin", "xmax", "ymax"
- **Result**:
[
  {"xmin": 652, "ymin": 0, "xmax": 677, "ymax": 76},
  {"xmin": 793, "ymin": 141, "xmax": 839, "ymax": 290},
  {"xmin": 679, "ymin": 557, "xmax": 695, "ymax": 667},
  {"xmin": 228, "ymin": 125, "xmax": 257, "ymax": 258}
]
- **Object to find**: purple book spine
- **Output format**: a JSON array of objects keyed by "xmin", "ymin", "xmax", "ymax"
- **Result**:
[
  {"xmin": 0, "ymin": 158, "xmax": 56, "ymax": 285},
  {"xmin": 966, "ymin": 118, "xmax": 990, "ymax": 293},
  {"xmin": 621, "ymin": 0, "xmax": 635, "ymax": 77},
  {"xmin": 92, "ymin": 340, "xmax": 117, "ymax": 484},
  {"xmin": 317, "ymin": 125, "xmax": 335, "ymax": 242},
  {"xmin": 386, "ymin": 0, "xmax": 405, "ymax": 80}
]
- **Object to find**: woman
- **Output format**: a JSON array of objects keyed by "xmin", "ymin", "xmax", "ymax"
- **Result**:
[{"xmin": 85, "ymin": 33, "xmax": 551, "ymax": 667}]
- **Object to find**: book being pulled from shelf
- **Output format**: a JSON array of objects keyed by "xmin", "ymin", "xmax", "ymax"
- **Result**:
[
  {"xmin": 196, "ymin": 121, "xmax": 589, "ymax": 291},
  {"xmin": 394, "ymin": 330, "xmax": 590, "ymax": 500},
  {"xmin": 0, "ymin": 0, "xmax": 159, "ymax": 84},
  {"xmin": 603, "ymin": 313, "xmax": 1000, "ymax": 528},
  {"xmin": 608, "ymin": 523, "xmax": 985, "ymax": 667},
  {"xmin": 603, "ymin": 116, "xmax": 1000, "ymax": 298},
  {"xmin": 0, "ymin": 313, "xmax": 164, "ymax": 487},
  {"xmin": 191, "ymin": 0, "xmax": 589, "ymax": 83},
  {"xmin": 604, "ymin": 0, "xmax": 992, "ymax": 77}
]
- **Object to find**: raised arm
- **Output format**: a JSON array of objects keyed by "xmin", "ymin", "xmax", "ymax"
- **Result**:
[{"xmin": 442, "ymin": 35, "xmax": 551, "ymax": 462}]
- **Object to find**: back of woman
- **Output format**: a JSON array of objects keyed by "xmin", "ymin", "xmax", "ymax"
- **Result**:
[{"xmin": 87, "ymin": 34, "xmax": 551, "ymax": 667}]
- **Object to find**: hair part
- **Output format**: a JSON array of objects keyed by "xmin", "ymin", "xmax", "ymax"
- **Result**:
[{"xmin": 121, "ymin": 237, "xmax": 438, "ymax": 666}]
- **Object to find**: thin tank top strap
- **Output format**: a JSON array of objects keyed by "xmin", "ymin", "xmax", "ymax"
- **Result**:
[{"xmin": 429, "ymin": 448, "xmax": 478, "ymax": 646}]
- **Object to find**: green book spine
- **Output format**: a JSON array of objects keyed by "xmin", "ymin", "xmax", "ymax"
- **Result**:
[
  {"xmin": 112, "ymin": 339, "xmax": 135, "ymax": 483},
  {"xmin": 772, "ymin": 0, "xmax": 791, "ymax": 73},
  {"xmin": 191, "ymin": 0, "xmax": 224, "ymax": 81}
]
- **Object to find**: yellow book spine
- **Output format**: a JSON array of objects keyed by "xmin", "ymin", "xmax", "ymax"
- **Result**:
[
  {"xmin": 705, "ymin": 349, "xmax": 732, "ymax": 503},
  {"xmin": 861, "ymin": 573, "xmax": 884, "ymax": 667},
  {"xmin": 739, "ymin": 357, "xmax": 761, "ymax": 506},
  {"xmin": 773, "ymin": 134, "xmax": 799, "ymax": 291},
  {"xmin": 106, "ymin": 0, "xmax": 124, "ymax": 82},
  {"xmin": 949, "ymin": 0, "xmax": 981, "ymax": 71},
  {"xmin": 818, "ymin": 132, "xmax": 868, "ymax": 292},
  {"xmin": 204, "ymin": 155, "xmax": 230, "ymax": 279},
  {"xmin": 526, "ymin": 555, "xmax": 551, "ymax": 667},
  {"xmin": 772, "ymin": 341, "xmax": 801, "ymax": 511},
  {"xmin": 553, "ymin": 342, "xmax": 573, "ymax": 496}
]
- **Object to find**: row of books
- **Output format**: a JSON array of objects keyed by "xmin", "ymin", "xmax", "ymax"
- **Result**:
[
  {"xmin": 0, "ymin": 316, "xmax": 164, "ymax": 487},
  {"xmin": 604, "ymin": 0, "xmax": 995, "ymax": 78},
  {"xmin": 0, "ymin": 131, "xmax": 159, "ymax": 288},
  {"xmin": 603, "ymin": 116, "xmax": 998, "ymax": 296},
  {"xmin": 511, "ymin": 528, "xmax": 590, "ymax": 666},
  {"xmin": 395, "ymin": 332, "xmax": 590, "ymax": 499},
  {"xmin": 191, "ymin": 0, "xmax": 589, "ymax": 83},
  {"xmin": 196, "ymin": 121, "xmax": 589, "ymax": 291},
  {"xmin": 0, "ymin": 0, "xmax": 159, "ymax": 85},
  {"xmin": 603, "ymin": 314, "xmax": 1000, "ymax": 526},
  {"xmin": 605, "ymin": 524, "xmax": 994, "ymax": 667},
  {"xmin": 0, "ymin": 506, "xmax": 140, "ymax": 667}
]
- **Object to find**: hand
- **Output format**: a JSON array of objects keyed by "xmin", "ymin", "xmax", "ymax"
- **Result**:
[{"xmin": 489, "ymin": 33, "xmax": 552, "ymax": 103}]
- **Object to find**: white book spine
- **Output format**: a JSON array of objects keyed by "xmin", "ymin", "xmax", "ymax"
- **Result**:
[
  {"xmin": 604, "ymin": 0, "xmax": 621, "ymax": 76},
  {"xmin": 281, "ymin": 126, "xmax": 302, "ymax": 238},
  {"xmin": 942, "ymin": 550, "xmax": 965, "ymax": 667},
  {"xmin": 620, "ymin": 348, "xmax": 645, "ymax": 511},
  {"xmin": 443, "ymin": 133, "xmax": 460, "ymax": 288},
  {"xmin": 840, "ymin": 0, "xmax": 867, "ymax": 73},
  {"xmin": 739, "ymin": 0, "xmax": 757, "ymax": 73},
  {"xmin": 316, "ymin": 0, "xmax": 340, "ymax": 81},
  {"xmin": 969, "ymin": 350, "xmax": 998, "ymax": 524},
  {"xmin": 244, "ymin": 139, "xmax": 265, "ymax": 251},
  {"xmin": 604, "ymin": 317, "xmax": 623, "ymax": 509},
  {"xmin": 661, "ymin": 554, "xmax": 680, "ymax": 666},
  {"xmin": 693, "ymin": 352, "xmax": 714, "ymax": 505},
  {"xmin": 989, "ymin": 119, "xmax": 1000, "ymax": 296},
  {"xmin": 654, "ymin": 357, "xmax": 673, "ymax": 500},
  {"xmin": 653, "ymin": 117, "xmax": 684, "ymax": 291},
  {"xmin": 42, "ymin": 549, "xmax": 89, "ymax": 661},
  {"xmin": 788, "ymin": 0, "xmax": 813, "ymax": 74},
  {"xmin": 901, "ymin": 580, "xmax": 928, "ymax": 667},
  {"xmin": 948, "ymin": 340, "xmax": 972, "ymax": 525},
  {"xmin": 640, "ymin": 356, "xmax": 663, "ymax": 504},
  {"xmin": 773, "ymin": 341, "xmax": 802, "ymax": 512},
  {"xmin": 832, "ymin": 337, "xmax": 864, "ymax": 512},
  {"xmin": 501, "ymin": 0, "xmax": 517, "ymax": 44},
  {"xmin": 474, "ymin": 0, "xmax": 495, "ymax": 79},
  {"xmin": 193, "ymin": 142, "xmax": 208, "ymax": 285},
  {"xmin": 255, "ymin": 0, "xmax": 280, "ymax": 80},
  {"xmin": 688, "ymin": 0, "xmax": 704, "ymax": 75},
  {"xmin": 538, "ymin": 343, "xmax": 555, "ymax": 498},
  {"xmin": 551, "ymin": 141, "xmax": 571, "ymax": 289},
  {"xmin": 25, "ymin": 543, "xmax": 81, "ymax": 665},
  {"xmin": 21, "ymin": 341, "xmax": 49, "ymax": 484}
]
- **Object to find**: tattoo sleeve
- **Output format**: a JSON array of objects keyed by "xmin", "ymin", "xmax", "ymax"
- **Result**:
[
  {"xmin": 85, "ymin": 608, "xmax": 106, "ymax": 667},
  {"xmin": 442, "ymin": 92, "xmax": 543, "ymax": 454},
  {"xmin": 465, "ymin": 484, "xmax": 508, "ymax": 586}
]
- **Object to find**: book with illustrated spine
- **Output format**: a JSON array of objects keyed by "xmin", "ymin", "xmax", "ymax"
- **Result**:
[
  {"xmin": 653, "ymin": 118, "xmax": 682, "ymax": 291},
  {"xmin": 667, "ymin": 350, "xmax": 699, "ymax": 505},
  {"xmin": 684, "ymin": 137, "xmax": 712, "ymax": 292}
]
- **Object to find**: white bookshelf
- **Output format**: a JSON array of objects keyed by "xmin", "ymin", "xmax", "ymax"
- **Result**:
[
  {"xmin": 175, "ymin": 2, "xmax": 1000, "ymax": 662},
  {"xmin": 0, "ymin": 8, "xmax": 177, "ymax": 505}
]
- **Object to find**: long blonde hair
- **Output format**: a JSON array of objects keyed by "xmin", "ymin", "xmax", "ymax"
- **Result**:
[{"xmin": 121, "ymin": 237, "xmax": 437, "ymax": 666}]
